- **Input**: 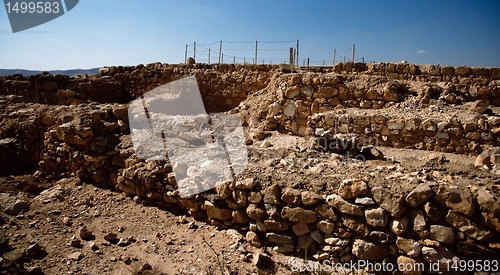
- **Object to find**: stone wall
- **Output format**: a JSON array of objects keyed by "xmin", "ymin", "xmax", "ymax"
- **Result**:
[
  {"xmin": 21, "ymin": 102, "xmax": 499, "ymax": 271},
  {"xmin": 256, "ymin": 73, "xmax": 500, "ymax": 154},
  {"xmin": 1, "ymin": 62, "xmax": 500, "ymax": 270},
  {"xmin": 0, "ymin": 63, "xmax": 277, "ymax": 112}
]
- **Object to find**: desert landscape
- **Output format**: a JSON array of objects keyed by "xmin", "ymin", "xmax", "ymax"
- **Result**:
[{"xmin": 0, "ymin": 62, "xmax": 499, "ymax": 274}]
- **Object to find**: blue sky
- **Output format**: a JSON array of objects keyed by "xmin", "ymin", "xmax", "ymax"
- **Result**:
[{"xmin": 1, "ymin": 0, "xmax": 499, "ymax": 70}]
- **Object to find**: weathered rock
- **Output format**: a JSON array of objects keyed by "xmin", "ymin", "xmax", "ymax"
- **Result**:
[
  {"xmin": 309, "ymin": 229, "xmax": 324, "ymax": 244},
  {"xmin": 405, "ymin": 183, "xmax": 433, "ymax": 207},
  {"xmin": 342, "ymin": 215, "xmax": 370, "ymax": 237},
  {"xmin": 79, "ymin": 225, "xmax": 93, "ymax": 240},
  {"xmin": 324, "ymin": 237, "xmax": 350, "ymax": 247},
  {"xmin": 215, "ymin": 182, "xmax": 231, "ymax": 199},
  {"xmin": 365, "ymin": 207, "xmax": 390, "ymax": 227},
  {"xmin": 396, "ymin": 237, "xmax": 421, "ymax": 258},
  {"xmin": 355, "ymin": 197, "xmax": 377, "ymax": 206},
  {"xmin": 281, "ymin": 206, "xmax": 317, "ymax": 223},
  {"xmin": 371, "ymin": 186, "xmax": 406, "ymax": 218},
  {"xmin": 248, "ymin": 191, "xmax": 263, "ymax": 204},
  {"xmin": 88, "ymin": 241, "xmax": 99, "ymax": 251},
  {"xmin": 316, "ymin": 220, "xmax": 335, "ymax": 235},
  {"xmin": 180, "ymin": 198, "xmax": 198, "ymax": 213},
  {"xmin": 410, "ymin": 210, "xmax": 429, "ymax": 239},
  {"xmin": 476, "ymin": 185, "xmax": 500, "ymax": 217},
  {"xmin": 300, "ymin": 191, "xmax": 323, "ymax": 206},
  {"xmin": 246, "ymin": 231, "xmax": 261, "ymax": 247},
  {"xmin": 445, "ymin": 210, "xmax": 493, "ymax": 241},
  {"xmin": 104, "ymin": 232, "xmax": 117, "ymax": 242},
  {"xmin": 263, "ymin": 184, "xmax": 281, "ymax": 205},
  {"xmin": 252, "ymin": 251, "xmax": 273, "ymax": 268},
  {"xmin": 201, "ymin": 201, "xmax": 232, "ymax": 220},
  {"xmin": 235, "ymin": 178, "xmax": 257, "ymax": 190},
  {"xmin": 266, "ymin": 232, "xmax": 296, "ymax": 245},
  {"xmin": 433, "ymin": 184, "xmax": 475, "ymax": 217},
  {"xmin": 232, "ymin": 209, "xmax": 249, "ymax": 224},
  {"xmin": 314, "ymin": 203, "xmax": 338, "ymax": 221},
  {"xmin": 67, "ymin": 251, "xmax": 82, "ymax": 261},
  {"xmin": 34, "ymin": 184, "xmax": 66, "ymax": 202},
  {"xmin": 25, "ymin": 243, "xmax": 42, "ymax": 257},
  {"xmin": 117, "ymin": 238, "xmax": 130, "ymax": 247},
  {"xmin": 481, "ymin": 212, "xmax": 500, "ymax": 233},
  {"xmin": 368, "ymin": 231, "xmax": 392, "ymax": 244},
  {"xmin": 292, "ymin": 222, "xmax": 310, "ymax": 236},
  {"xmin": 232, "ymin": 190, "xmax": 248, "ymax": 207},
  {"xmin": 3, "ymin": 249, "xmax": 25, "ymax": 263},
  {"xmin": 423, "ymin": 201, "xmax": 447, "ymax": 222},
  {"xmin": 69, "ymin": 236, "xmax": 81, "ymax": 247},
  {"xmin": 421, "ymin": 246, "xmax": 460, "ymax": 272},
  {"xmin": 246, "ymin": 204, "xmax": 267, "ymax": 221},
  {"xmin": 326, "ymin": 194, "xmax": 363, "ymax": 216},
  {"xmin": 281, "ymin": 188, "xmax": 301, "ymax": 205},
  {"xmin": 470, "ymin": 99, "xmax": 489, "ymax": 114},
  {"xmin": 338, "ymin": 179, "xmax": 370, "ymax": 199},
  {"xmin": 283, "ymin": 101, "xmax": 297, "ymax": 117},
  {"xmin": 263, "ymin": 219, "xmax": 292, "ymax": 232},
  {"xmin": 352, "ymin": 238, "xmax": 389, "ymax": 260},
  {"xmin": 285, "ymin": 86, "xmax": 300, "ymax": 99},
  {"xmin": 264, "ymin": 204, "xmax": 279, "ymax": 218},
  {"xmin": 0, "ymin": 193, "xmax": 29, "ymax": 215},
  {"xmin": 390, "ymin": 218, "xmax": 409, "ymax": 235},
  {"xmin": 429, "ymin": 225, "xmax": 455, "ymax": 245},
  {"xmin": 112, "ymin": 105, "xmax": 128, "ymax": 119},
  {"xmin": 297, "ymin": 234, "xmax": 315, "ymax": 249}
]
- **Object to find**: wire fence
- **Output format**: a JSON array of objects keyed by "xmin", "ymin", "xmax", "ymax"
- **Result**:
[
  {"xmin": 185, "ymin": 40, "xmax": 298, "ymax": 65},
  {"xmin": 184, "ymin": 40, "xmax": 369, "ymax": 67}
]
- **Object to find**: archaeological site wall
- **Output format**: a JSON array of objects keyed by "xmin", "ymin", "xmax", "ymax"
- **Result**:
[{"xmin": 1, "ymin": 62, "xmax": 499, "ymax": 270}]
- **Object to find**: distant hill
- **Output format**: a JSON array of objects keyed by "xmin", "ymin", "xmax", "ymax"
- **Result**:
[{"xmin": 0, "ymin": 68, "xmax": 99, "ymax": 77}]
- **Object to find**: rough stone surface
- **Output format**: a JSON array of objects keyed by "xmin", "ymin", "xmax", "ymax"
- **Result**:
[
  {"xmin": 326, "ymin": 194, "xmax": 363, "ymax": 216},
  {"xmin": 281, "ymin": 188, "xmax": 301, "ymax": 205},
  {"xmin": 396, "ymin": 237, "xmax": 421, "ymax": 258},
  {"xmin": 246, "ymin": 204, "xmax": 267, "ymax": 221},
  {"xmin": 429, "ymin": 225, "xmax": 455, "ymax": 244},
  {"xmin": 337, "ymin": 179, "xmax": 370, "ymax": 199},
  {"xmin": 371, "ymin": 186, "xmax": 406, "ymax": 218},
  {"xmin": 202, "ymin": 201, "xmax": 232, "ymax": 221},
  {"xmin": 266, "ymin": 232, "xmax": 296, "ymax": 245},
  {"xmin": 281, "ymin": 206, "xmax": 317, "ymax": 223},
  {"xmin": 314, "ymin": 203, "xmax": 338, "ymax": 221},
  {"xmin": 246, "ymin": 231, "xmax": 262, "ymax": 247},
  {"xmin": 300, "ymin": 191, "xmax": 324, "ymax": 206},
  {"xmin": 390, "ymin": 218, "xmax": 409, "ymax": 235},
  {"xmin": 434, "ymin": 185, "xmax": 475, "ymax": 217},
  {"xmin": 263, "ymin": 184, "xmax": 281, "ymax": 205},
  {"xmin": 445, "ymin": 210, "xmax": 493, "ymax": 241},
  {"xmin": 365, "ymin": 207, "xmax": 390, "ymax": 227},
  {"xmin": 421, "ymin": 246, "xmax": 460, "ymax": 272},
  {"xmin": 352, "ymin": 238, "xmax": 389, "ymax": 260},
  {"xmin": 405, "ymin": 183, "xmax": 433, "ymax": 207},
  {"xmin": 342, "ymin": 215, "xmax": 370, "ymax": 237},
  {"xmin": 410, "ymin": 210, "xmax": 429, "ymax": 239}
]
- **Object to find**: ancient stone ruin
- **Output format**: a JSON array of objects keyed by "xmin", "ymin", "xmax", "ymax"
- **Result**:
[{"xmin": 1, "ymin": 62, "xmax": 499, "ymax": 273}]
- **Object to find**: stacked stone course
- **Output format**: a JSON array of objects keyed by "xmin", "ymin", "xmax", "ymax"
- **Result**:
[{"xmin": 1, "ymin": 62, "xmax": 499, "ymax": 269}]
